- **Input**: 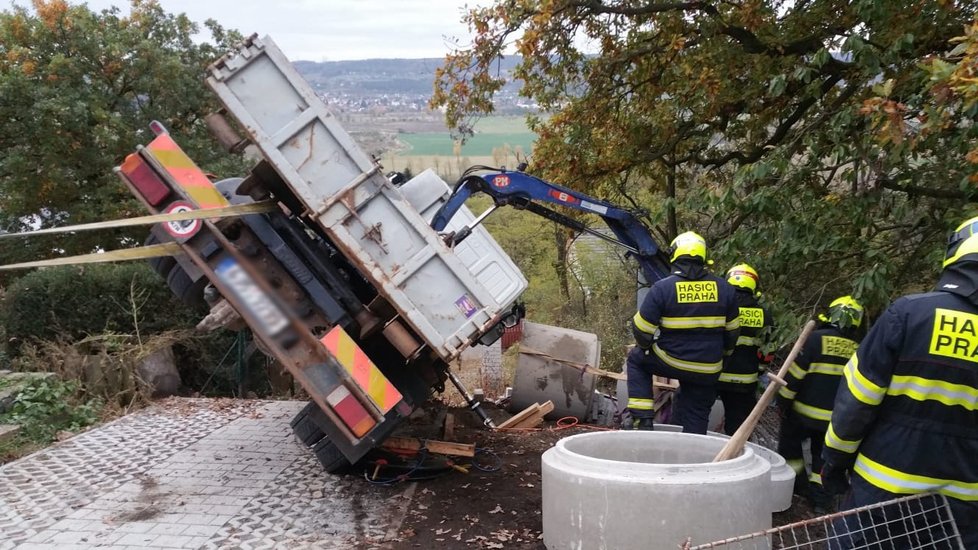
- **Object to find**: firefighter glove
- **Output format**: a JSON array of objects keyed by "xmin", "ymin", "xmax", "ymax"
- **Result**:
[{"xmin": 820, "ymin": 463, "xmax": 850, "ymax": 496}]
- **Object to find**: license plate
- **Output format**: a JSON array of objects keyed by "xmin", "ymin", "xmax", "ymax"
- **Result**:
[{"xmin": 215, "ymin": 258, "xmax": 289, "ymax": 336}]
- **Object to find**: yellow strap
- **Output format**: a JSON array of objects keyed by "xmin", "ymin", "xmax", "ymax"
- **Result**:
[
  {"xmin": 0, "ymin": 201, "xmax": 277, "ymax": 240},
  {"xmin": 0, "ymin": 243, "xmax": 182, "ymax": 271}
]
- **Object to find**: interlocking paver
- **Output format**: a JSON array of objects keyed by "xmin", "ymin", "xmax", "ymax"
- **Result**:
[{"xmin": 0, "ymin": 399, "xmax": 412, "ymax": 549}]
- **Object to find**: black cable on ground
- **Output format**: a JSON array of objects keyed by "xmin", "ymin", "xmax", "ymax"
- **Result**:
[{"xmin": 471, "ymin": 448, "xmax": 503, "ymax": 472}]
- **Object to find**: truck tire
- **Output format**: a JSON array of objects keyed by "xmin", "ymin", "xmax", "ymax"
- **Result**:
[
  {"xmin": 145, "ymin": 233, "xmax": 208, "ymax": 308},
  {"xmin": 291, "ymin": 401, "xmax": 354, "ymax": 474},
  {"xmin": 290, "ymin": 401, "xmax": 328, "ymax": 446},
  {"xmin": 311, "ymin": 437, "xmax": 353, "ymax": 475}
]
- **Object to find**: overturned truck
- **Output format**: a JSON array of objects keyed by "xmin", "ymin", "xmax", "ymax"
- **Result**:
[{"xmin": 117, "ymin": 35, "xmax": 527, "ymax": 472}]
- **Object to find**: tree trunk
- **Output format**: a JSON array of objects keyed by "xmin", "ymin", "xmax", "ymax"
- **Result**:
[
  {"xmin": 665, "ymin": 159, "xmax": 678, "ymax": 240},
  {"xmin": 554, "ymin": 225, "xmax": 572, "ymax": 300}
]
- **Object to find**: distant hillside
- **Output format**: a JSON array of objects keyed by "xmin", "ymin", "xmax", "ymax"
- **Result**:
[{"xmin": 293, "ymin": 56, "xmax": 524, "ymax": 97}]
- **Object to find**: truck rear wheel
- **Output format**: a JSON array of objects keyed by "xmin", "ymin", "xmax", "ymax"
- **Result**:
[
  {"xmin": 145, "ymin": 233, "xmax": 208, "ymax": 308},
  {"xmin": 311, "ymin": 437, "xmax": 353, "ymax": 475},
  {"xmin": 290, "ymin": 401, "xmax": 353, "ymax": 474},
  {"xmin": 290, "ymin": 401, "xmax": 328, "ymax": 446}
]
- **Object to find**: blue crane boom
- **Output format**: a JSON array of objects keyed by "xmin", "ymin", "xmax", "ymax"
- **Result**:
[{"xmin": 429, "ymin": 168, "xmax": 673, "ymax": 285}]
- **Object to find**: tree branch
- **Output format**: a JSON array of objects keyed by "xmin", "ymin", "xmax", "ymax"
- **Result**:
[{"xmin": 877, "ymin": 176, "xmax": 975, "ymax": 200}]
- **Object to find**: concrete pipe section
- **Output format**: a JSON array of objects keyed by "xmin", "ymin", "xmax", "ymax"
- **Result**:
[
  {"xmin": 655, "ymin": 426, "xmax": 795, "ymax": 512},
  {"xmin": 706, "ymin": 431, "xmax": 796, "ymax": 513},
  {"xmin": 542, "ymin": 431, "xmax": 772, "ymax": 550}
]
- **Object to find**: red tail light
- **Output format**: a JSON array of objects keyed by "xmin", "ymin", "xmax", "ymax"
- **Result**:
[
  {"xmin": 325, "ymin": 385, "xmax": 376, "ymax": 438},
  {"xmin": 119, "ymin": 154, "xmax": 170, "ymax": 206}
]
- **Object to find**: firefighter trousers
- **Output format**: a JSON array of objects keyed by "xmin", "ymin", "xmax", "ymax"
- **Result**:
[
  {"xmin": 777, "ymin": 412, "xmax": 826, "ymax": 493},
  {"xmin": 626, "ymin": 347, "xmax": 716, "ymax": 434},
  {"xmin": 717, "ymin": 389, "xmax": 756, "ymax": 435}
]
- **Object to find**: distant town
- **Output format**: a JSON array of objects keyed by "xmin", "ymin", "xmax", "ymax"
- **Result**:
[{"xmin": 293, "ymin": 57, "xmax": 538, "ymax": 116}]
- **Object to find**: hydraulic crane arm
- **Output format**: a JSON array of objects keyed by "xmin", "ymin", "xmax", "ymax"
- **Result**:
[{"xmin": 430, "ymin": 168, "xmax": 673, "ymax": 284}]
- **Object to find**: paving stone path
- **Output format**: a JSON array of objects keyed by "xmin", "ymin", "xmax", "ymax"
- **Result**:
[{"xmin": 0, "ymin": 399, "xmax": 413, "ymax": 549}]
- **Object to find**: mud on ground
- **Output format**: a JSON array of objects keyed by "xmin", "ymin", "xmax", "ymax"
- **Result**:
[{"xmin": 386, "ymin": 401, "xmax": 581, "ymax": 549}]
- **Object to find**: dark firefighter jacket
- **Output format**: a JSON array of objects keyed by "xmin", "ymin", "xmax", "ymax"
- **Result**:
[
  {"xmin": 823, "ymin": 271, "xmax": 978, "ymax": 506},
  {"xmin": 719, "ymin": 290, "xmax": 771, "ymax": 392},
  {"xmin": 777, "ymin": 325, "xmax": 859, "ymax": 431},
  {"xmin": 632, "ymin": 262, "xmax": 740, "ymax": 385}
]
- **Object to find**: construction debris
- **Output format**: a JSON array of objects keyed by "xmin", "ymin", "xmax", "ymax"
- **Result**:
[
  {"xmin": 496, "ymin": 401, "xmax": 555, "ymax": 430},
  {"xmin": 380, "ymin": 436, "xmax": 476, "ymax": 458}
]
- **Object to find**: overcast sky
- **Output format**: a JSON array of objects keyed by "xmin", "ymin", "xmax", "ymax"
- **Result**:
[{"xmin": 71, "ymin": 0, "xmax": 482, "ymax": 61}]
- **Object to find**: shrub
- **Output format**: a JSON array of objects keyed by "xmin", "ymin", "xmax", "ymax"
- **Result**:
[
  {"xmin": 1, "ymin": 378, "xmax": 102, "ymax": 442},
  {"xmin": 0, "ymin": 263, "xmax": 199, "ymax": 354}
]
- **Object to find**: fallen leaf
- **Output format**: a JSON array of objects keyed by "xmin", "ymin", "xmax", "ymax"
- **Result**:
[
  {"xmin": 489, "ymin": 505, "xmax": 503, "ymax": 514},
  {"xmin": 435, "ymin": 528, "xmax": 452, "ymax": 535}
]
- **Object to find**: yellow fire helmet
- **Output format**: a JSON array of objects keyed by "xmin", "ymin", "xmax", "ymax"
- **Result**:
[
  {"xmin": 820, "ymin": 295, "xmax": 864, "ymax": 329},
  {"xmin": 669, "ymin": 231, "xmax": 707, "ymax": 263},
  {"xmin": 726, "ymin": 263, "xmax": 759, "ymax": 293},
  {"xmin": 944, "ymin": 217, "xmax": 978, "ymax": 268}
]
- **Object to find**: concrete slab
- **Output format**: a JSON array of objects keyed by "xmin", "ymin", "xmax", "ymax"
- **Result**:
[
  {"xmin": 0, "ymin": 425, "xmax": 18, "ymax": 444},
  {"xmin": 0, "ymin": 399, "xmax": 412, "ymax": 549}
]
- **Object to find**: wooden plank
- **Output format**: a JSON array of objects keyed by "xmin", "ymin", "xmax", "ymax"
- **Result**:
[
  {"xmin": 442, "ymin": 412, "xmax": 456, "ymax": 441},
  {"xmin": 519, "ymin": 346, "xmax": 626, "ymax": 381},
  {"xmin": 495, "ymin": 403, "xmax": 541, "ymax": 430},
  {"xmin": 381, "ymin": 436, "xmax": 475, "ymax": 458},
  {"xmin": 653, "ymin": 376, "xmax": 679, "ymax": 390},
  {"xmin": 511, "ymin": 400, "xmax": 555, "ymax": 429}
]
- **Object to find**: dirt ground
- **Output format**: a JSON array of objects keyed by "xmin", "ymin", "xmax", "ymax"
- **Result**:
[
  {"xmin": 358, "ymin": 398, "xmax": 818, "ymax": 550},
  {"xmin": 386, "ymin": 401, "xmax": 584, "ymax": 549}
]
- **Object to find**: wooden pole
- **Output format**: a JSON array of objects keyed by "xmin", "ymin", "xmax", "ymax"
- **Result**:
[{"xmin": 713, "ymin": 320, "xmax": 816, "ymax": 462}]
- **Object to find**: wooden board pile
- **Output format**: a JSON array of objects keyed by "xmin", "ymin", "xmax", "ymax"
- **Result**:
[{"xmin": 495, "ymin": 400, "xmax": 555, "ymax": 430}]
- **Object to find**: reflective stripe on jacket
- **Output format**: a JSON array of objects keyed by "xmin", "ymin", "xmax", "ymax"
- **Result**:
[
  {"xmin": 719, "ymin": 291, "xmax": 771, "ymax": 392},
  {"xmin": 777, "ymin": 326, "xmax": 859, "ymax": 430},
  {"xmin": 632, "ymin": 271, "xmax": 740, "ymax": 384},
  {"xmin": 823, "ymin": 291, "xmax": 978, "ymax": 502}
]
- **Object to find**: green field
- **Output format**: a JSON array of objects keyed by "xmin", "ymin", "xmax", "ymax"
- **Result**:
[{"xmin": 398, "ymin": 116, "xmax": 536, "ymax": 156}]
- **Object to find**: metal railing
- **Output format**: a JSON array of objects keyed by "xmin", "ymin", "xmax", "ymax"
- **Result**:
[{"xmin": 685, "ymin": 493, "xmax": 965, "ymax": 549}]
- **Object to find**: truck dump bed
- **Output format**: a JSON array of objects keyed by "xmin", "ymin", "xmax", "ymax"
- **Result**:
[{"xmin": 205, "ymin": 35, "xmax": 527, "ymax": 361}]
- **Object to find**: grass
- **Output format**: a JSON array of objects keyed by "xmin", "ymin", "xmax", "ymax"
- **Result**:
[
  {"xmin": 395, "ymin": 115, "xmax": 537, "ymax": 157},
  {"xmin": 399, "ymin": 132, "xmax": 535, "ymax": 157}
]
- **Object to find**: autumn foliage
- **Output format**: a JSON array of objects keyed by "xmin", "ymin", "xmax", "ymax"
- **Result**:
[{"xmin": 434, "ymin": 1, "xmax": 978, "ymax": 340}]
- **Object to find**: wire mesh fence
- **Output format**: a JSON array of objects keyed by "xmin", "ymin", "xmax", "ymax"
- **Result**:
[{"xmin": 686, "ymin": 493, "xmax": 964, "ymax": 549}]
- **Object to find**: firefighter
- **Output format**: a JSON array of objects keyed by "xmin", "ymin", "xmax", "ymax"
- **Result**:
[
  {"xmin": 717, "ymin": 263, "xmax": 772, "ymax": 435},
  {"xmin": 626, "ymin": 231, "xmax": 740, "ymax": 434},
  {"xmin": 776, "ymin": 295, "xmax": 863, "ymax": 512},
  {"xmin": 821, "ymin": 221, "xmax": 978, "ymax": 548}
]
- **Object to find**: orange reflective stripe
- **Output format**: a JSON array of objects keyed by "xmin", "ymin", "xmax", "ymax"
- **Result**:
[
  {"xmin": 146, "ymin": 134, "xmax": 228, "ymax": 209},
  {"xmin": 320, "ymin": 327, "xmax": 402, "ymax": 414}
]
